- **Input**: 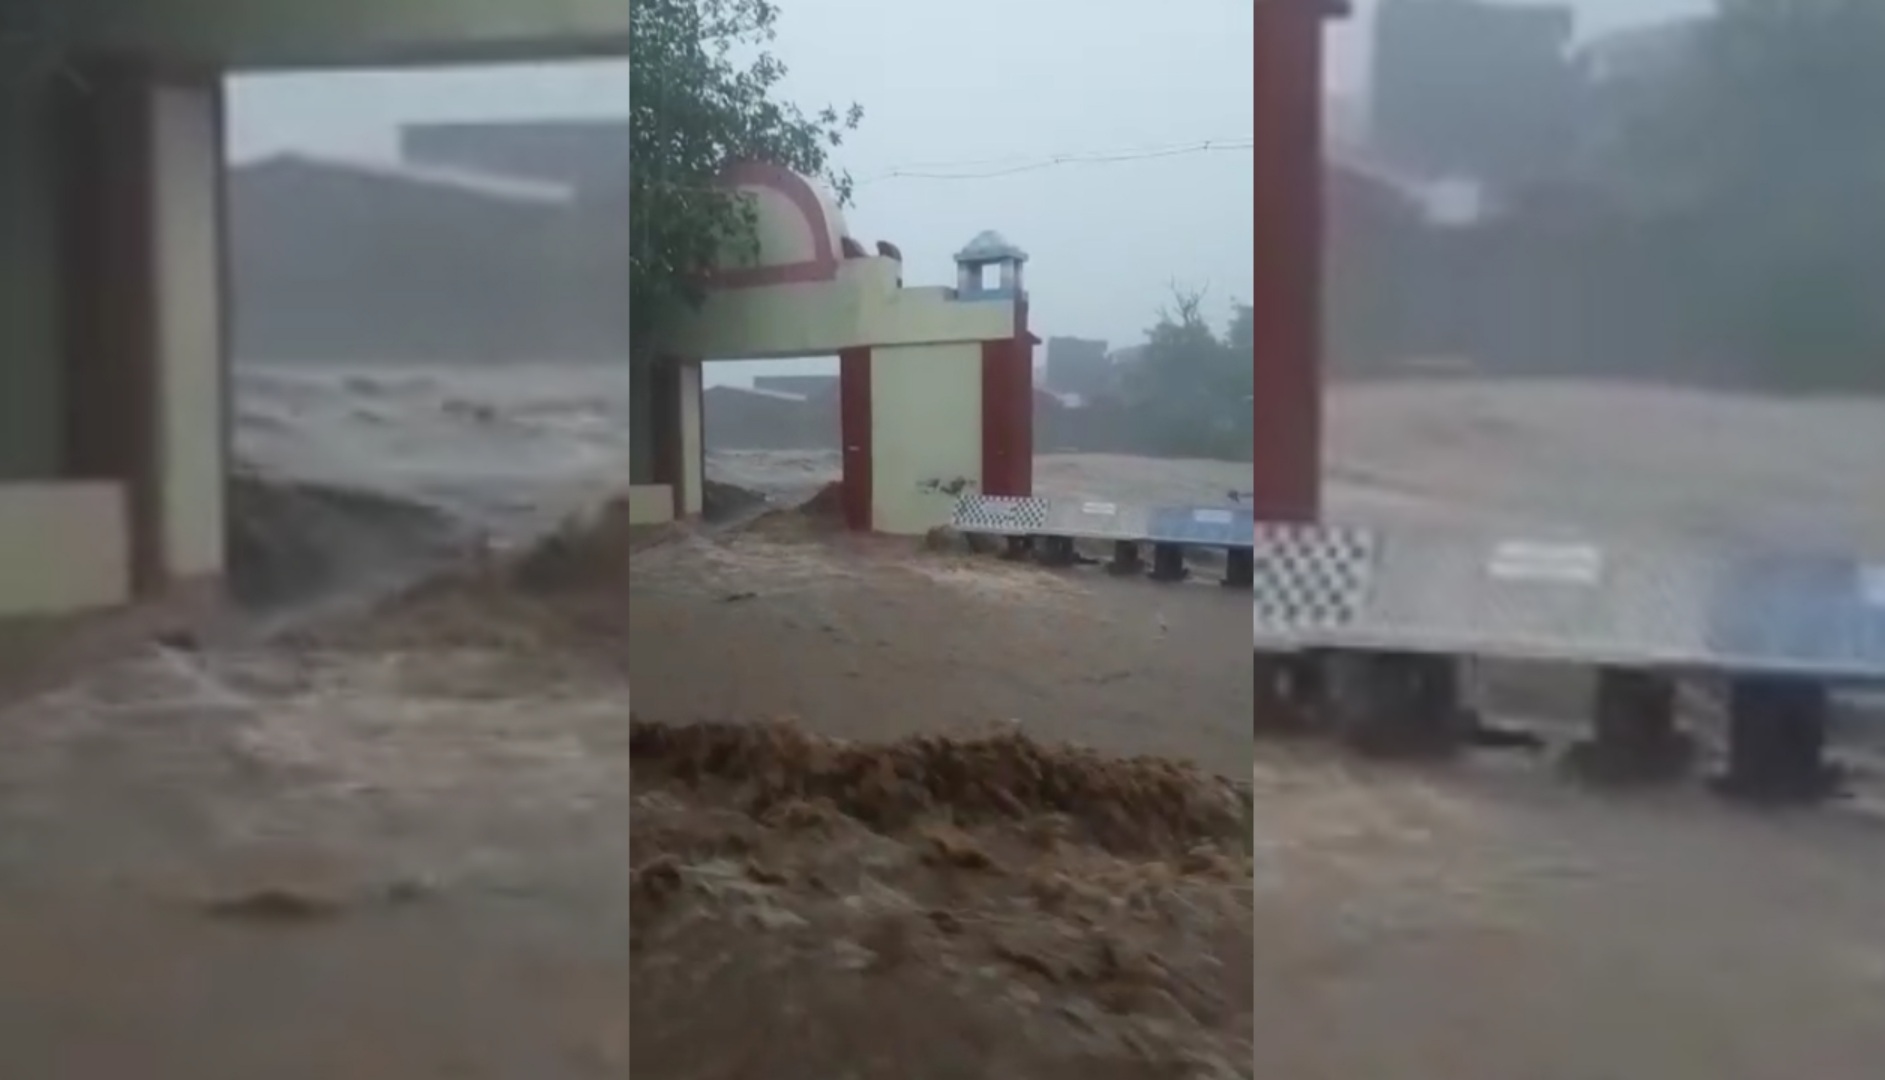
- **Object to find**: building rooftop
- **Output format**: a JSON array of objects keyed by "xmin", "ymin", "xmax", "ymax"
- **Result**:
[
  {"xmin": 242, "ymin": 151, "xmax": 578, "ymax": 206},
  {"xmin": 954, "ymin": 230, "xmax": 1028, "ymax": 264}
]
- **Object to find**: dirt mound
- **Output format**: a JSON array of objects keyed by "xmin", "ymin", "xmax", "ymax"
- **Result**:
[
  {"xmin": 294, "ymin": 493, "xmax": 671, "ymax": 663},
  {"xmin": 800, "ymin": 480, "xmax": 845, "ymax": 518},
  {"xmin": 226, "ymin": 468, "xmax": 466, "ymax": 611},
  {"xmin": 391, "ymin": 494, "xmax": 660, "ymax": 601},
  {"xmin": 701, "ymin": 479, "xmax": 770, "ymax": 523},
  {"xmin": 631, "ymin": 718, "xmax": 1248, "ymax": 855},
  {"xmin": 631, "ymin": 721, "xmax": 1254, "ymax": 1078},
  {"xmin": 739, "ymin": 481, "xmax": 848, "ymax": 540},
  {"xmin": 505, "ymin": 497, "xmax": 643, "ymax": 593}
]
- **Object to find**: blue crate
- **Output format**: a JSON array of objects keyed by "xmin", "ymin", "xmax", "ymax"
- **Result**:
[
  {"xmin": 1703, "ymin": 552, "xmax": 1885, "ymax": 677},
  {"xmin": 1145, "ymin": 505, "xmax": 1255, "ymax": 549}
]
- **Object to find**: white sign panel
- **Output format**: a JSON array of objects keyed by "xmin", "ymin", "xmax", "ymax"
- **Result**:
[
  {"xmin": 1486, "ymin": 540, "xmax": 1604, "ymax": 585},
  {"xmin": 1858, "ymin": 564, "xmax": 1885, "ymax": 607}
]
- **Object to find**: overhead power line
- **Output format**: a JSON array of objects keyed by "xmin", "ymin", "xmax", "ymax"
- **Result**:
[
  {"xmin": 634, "ymin": 136, "xmax": 1254, "ymax": 196},
  {"xmin": 855, "ymin": 138, "xmax": 1254, "ymax": 185}
]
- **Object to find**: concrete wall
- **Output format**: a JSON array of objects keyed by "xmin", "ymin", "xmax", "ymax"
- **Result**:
[
  {"xmin": 870, "ymin": 343, "xmax": 983, "ymax": 535},
  {"xmin": 0, "ymin": 0, "xmax": 627, "ymax": 622},
  {"xmin": 402, "ymin": 119, "xmax": 631, "ymax": 194},
  {"xmin": 0, "ymin": 484, "xmax": 131, "ymax": 616},
  {"xmin": 626, "ymin": 486, "xmax": 674, "ymax": 525},
  {"xmin": 0, "ymin": 62, "xmax": 227, "ymax": 617},
  {"xmin": 0, "ymin": 75, "xmax": 63, "ymax": 480},
  {"xmin": 149, "ymin": 81, "xmax": 225, "ymax": 579},
  {"xmin": 628, "ymin": 359, "xmax": 655, "ymax": 484},
  {"xmin": 651, "ymin": 230, "xmax": 1022, "ymax": 534},
  {"xmin": 678, "ymin": 362, "xmax": 704, "ymax": 517},
  {"xmin": 61, "ymin": 0, "xmax": 629, "ymax": 65},
  {"xmin": 0, "ymin": 69, "xmax": 135, "ymax": 617},
  {"xmin": 659, "ymin": 258, "xmax": 1016, "ymax": 361}
]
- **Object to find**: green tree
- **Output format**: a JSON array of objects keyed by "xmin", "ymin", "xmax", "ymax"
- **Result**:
[
  {"xmin": 629, "ymin": 0, "xmax": 862, "ymax": 346},
  {"xmin": 1615, "ymin": 0, "xmax": 1885, "ymax": 391},
  {"xmin": 1120, "ymin": 291, "xmax": 1252, "ymax": 460}
]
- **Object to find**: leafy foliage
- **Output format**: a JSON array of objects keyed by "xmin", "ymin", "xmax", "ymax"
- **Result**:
[
  {"xmin": 1343, "ymin": 1, "xmax": 1885, "ymax": 393},
  {"xmin": 629, "ymin": 0, "xmax": 862, "ymax": 345},
  {"xmin": 1612, "ymin": 0, "xmax": 1885, "ymax": 391},
  {"xmin": 1119, "ymin": 292, "xmax": 1253, "ymax": 460}
]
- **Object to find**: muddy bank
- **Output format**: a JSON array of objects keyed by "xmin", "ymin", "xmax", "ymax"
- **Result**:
[
  {"xmin": 226, "ymin": 469, "xmax": 467, "ymax": 612},
  {"xmin": 631, "ymin": 719, "xmax": 1252, "ymax": 1079}
]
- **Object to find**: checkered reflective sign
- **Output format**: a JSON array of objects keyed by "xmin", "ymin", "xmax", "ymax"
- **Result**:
[
  {"xmin": 951, "ymin": 494, "xmax": 1051, "ymax": 534},
  {"xmin": 1251, "ymin": 523, "xmax": 1377, "ymax": 637}
]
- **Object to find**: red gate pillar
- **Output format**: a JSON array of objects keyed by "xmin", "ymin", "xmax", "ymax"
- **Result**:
[{"xmin": 1253, "ymin": 0, "xmax": 1345, "ymax": 523}]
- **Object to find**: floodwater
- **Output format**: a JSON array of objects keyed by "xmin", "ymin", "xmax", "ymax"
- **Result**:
[{"xmin": 7, "ymin": 362, "xmax": 1885, "ymax": 1076}]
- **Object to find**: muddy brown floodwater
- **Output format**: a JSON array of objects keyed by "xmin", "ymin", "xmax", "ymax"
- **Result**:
[
  {"xmin": 0, "ymin": 626, "xmax": 633, "ymax": 1078},
  {"xmin": 625, "ymin": 514, "xmax": 1254, "ymax": 772},
  {"xmin": 1246, "ymin": 745, "xmax": 1885, "ymax": 1078},
  {"xmin": 7, "ymin": 363, "xmax": 1885, "ymax": 1076},
  {"xmin": 628, "ymin": 718, "xmax": 1255, "ymax": 1079},
  {"xmin": 625, "ymin": 503, "xmax": 1256, "ymax": 1077}
]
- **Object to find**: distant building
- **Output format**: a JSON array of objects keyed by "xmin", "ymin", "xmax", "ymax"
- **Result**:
[
  {"xmin": 1577, "ymin": 16, "xmax": 1706, "ymax": 90},
  {"xmin": 751, "ymin": 374, "xmax": 839, "ymax": 400},
  {"xmin": 1370, "ymin": 0, "xmax": 1581, "ymax": 191},
  {"xmin": 1330, "ymin": 150, "xmax": 1493, "ymax": 226},
  {"xmin": 1322, "ymin": 157, "xmax": 1440, "ymax": 378},
  {"xmin": 1043, "ymin": 336, "xmax": 1113, "ymax": 397},
  {"xmin": 701, "ymin": 384, "xmax": 837, "ymax": 452},
  {"xmin": 1326, "ymin": 158, "xmax": 1427, "ymax": 233},
  {"xmin": 1572, "ymin": 15, "xmax": 1711, "ymax": 202},
  {"xmin": 400, "ymin": 119, "xmax": 630, "ymax": 199},
  {"xmin": 1106, "ymin": 344, "xmax": 1148, "ymax": 371},
  {"xmin": 1035, "ymin": 387, "xmax": 1085, "ymax": 410},
  {"xmin": 229, "ymin": 152, "xmax": 627, "ymax": 363}
]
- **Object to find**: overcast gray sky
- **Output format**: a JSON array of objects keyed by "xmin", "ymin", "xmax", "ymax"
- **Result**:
[{"xmin": 227, "ymin": 0, "xmax": 1707, "ymax": 379}]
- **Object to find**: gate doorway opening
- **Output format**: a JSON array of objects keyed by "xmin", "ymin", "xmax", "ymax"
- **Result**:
[
  {"xmin": 223, "ymin": 65, "xmax": 631, "ymax": 611},
  {"xmin": 700, "ymin": 356, "xmax": 843, "ymax": 522}
]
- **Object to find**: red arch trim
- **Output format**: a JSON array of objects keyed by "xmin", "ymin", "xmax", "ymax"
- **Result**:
[{"xmin": 711, "ymin": 161, "xmax": 842, "ymax": 289}]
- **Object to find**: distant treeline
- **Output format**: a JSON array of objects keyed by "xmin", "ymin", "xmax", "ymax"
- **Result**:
[
  {"xmin": 704, "ymin": 298, "xmax": 1256, "ymax": 464},
  {"xmin": 1337, "ymin": 0, "xmax": 1885, "ymax": 397}
]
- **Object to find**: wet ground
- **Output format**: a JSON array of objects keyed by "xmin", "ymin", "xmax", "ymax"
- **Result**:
[
  {"xmin": 1325, "ymin": 378, "xmax": 1885, "ymax": 545},
  {"xmin": 1246, "ymin": 744, "xmax": 1885, "ymax": 1078},
  {"xmin": 0, "ymin": 361, "xmax": 1260, "ymax": 1077},
  {"xmin": 627, "ymin": 515, "xmax": 1253, "ymax": 773},
  {"xmin": 629, "ymin": 718, "xmax": 1255, "ymax": 1079},
  {"xmin": 0, "ymin": 632, "xmax": 632, "ymax": 1078},
  {"xmin": 622, "ymin": 500, "xmax": 1255, "ymax": 1076},
  {"xmin": 7, "ymin": 364, "xmax": 1885, "ymax": 1076},
  {"xmin": 715, "ymin": 378, "xmax": 1885, "ymax": 546}
]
